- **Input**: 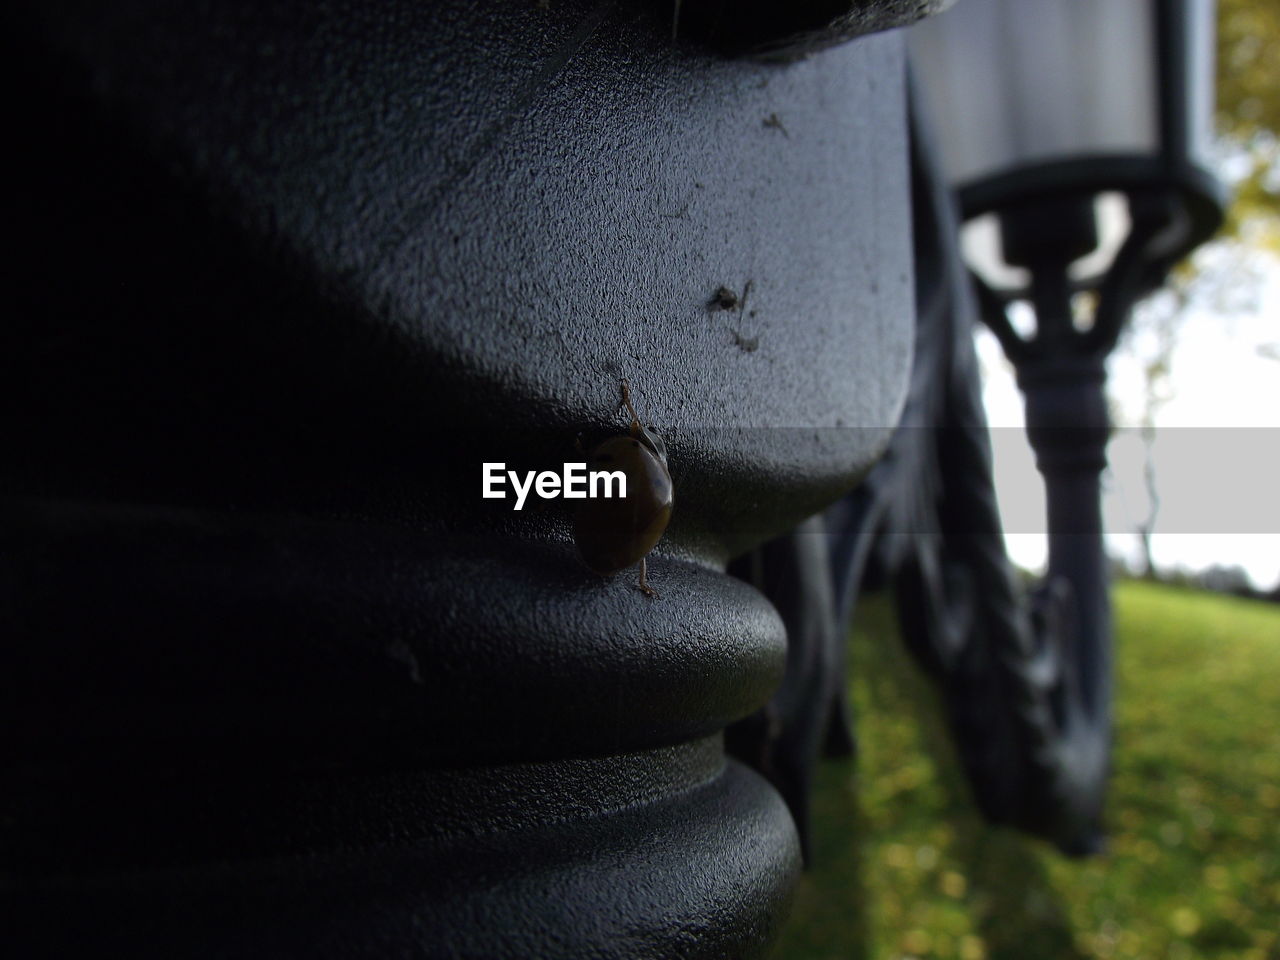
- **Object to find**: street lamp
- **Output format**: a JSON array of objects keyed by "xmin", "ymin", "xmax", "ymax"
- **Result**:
[{"xmin": 906, "ymin": 0, "xmax": 1226, "ymax": 840}]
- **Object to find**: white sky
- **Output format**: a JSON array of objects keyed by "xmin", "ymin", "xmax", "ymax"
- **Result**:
[{"xmin": 977, "ymin": 254, "xmax": 1280, "ymax": 591}]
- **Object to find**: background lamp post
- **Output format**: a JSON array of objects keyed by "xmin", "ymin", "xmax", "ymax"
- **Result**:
[{"xmin": 907, "ymin": 0, "xmax": 1227, "ymax": 837}]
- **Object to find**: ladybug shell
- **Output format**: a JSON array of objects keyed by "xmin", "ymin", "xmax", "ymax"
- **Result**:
[{"xmin": 574, "ymin": 434, "xmax": 673, "ymax": 575}]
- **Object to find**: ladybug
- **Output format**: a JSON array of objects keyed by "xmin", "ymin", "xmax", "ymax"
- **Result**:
[{"xmin": 574, "ymin": 379, "xmax": 673, "ymax": 598}]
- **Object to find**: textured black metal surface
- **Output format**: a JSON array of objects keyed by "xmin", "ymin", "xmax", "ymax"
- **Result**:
[
  {"xmin": 2, "ymin": 0, "xmax": 915, "ymax": 955},
  {"xmin": 677, "ymin": 0, "xmax": 955, "ymax": 58},
  {"xmin": 10, "ymin": 757, "xmax": 799, "ymax": 960},
  {"xmin": 6, "ymin": 0, "xmax": 911, "ymax": 557},
  {"xmin": 3, "ymin": 501, "xmax": 785, "ymax": 768}
]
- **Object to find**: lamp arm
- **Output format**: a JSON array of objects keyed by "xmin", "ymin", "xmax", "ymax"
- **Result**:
[
  {"xmin": 1084, "ymin": 191, "xmax": 1187, "ymax": 356},
  {"xmin": 970, "ymin": 270, "xmax": 1032, "ymax": 363}
]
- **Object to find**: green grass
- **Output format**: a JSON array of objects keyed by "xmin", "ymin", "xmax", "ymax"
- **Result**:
[{"xmin": 773, "ymin": 580, "xmax": 1280, "ymax": 960}]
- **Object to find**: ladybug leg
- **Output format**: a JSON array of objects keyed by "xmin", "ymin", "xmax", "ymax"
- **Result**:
[
  {"xmin": 636, "ymin": 556, "xmax": 659, "ymax": 599},
  {"xmin": 620, "ymin": 379, "xmax": 643, "ymax": 435}
]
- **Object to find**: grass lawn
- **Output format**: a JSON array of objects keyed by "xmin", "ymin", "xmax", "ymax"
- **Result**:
[{"xmin": 773, "ymin": 579, "xmax": 1280, "ymax": 960}]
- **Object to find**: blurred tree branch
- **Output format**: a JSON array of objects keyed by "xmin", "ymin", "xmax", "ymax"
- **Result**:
[{"xmin": 1217, "ymin": 0, "xmax": 1280, "ymax": 250}]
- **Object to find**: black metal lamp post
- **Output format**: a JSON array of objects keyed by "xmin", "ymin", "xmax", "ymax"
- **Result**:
[{"xmin": 906, "ymin": 0, "xmax": 1226, "ymax": 839}]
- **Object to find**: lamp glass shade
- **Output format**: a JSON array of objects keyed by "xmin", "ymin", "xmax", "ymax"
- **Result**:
[
  {"xmin": 909, "ymin": 0, "xmax": 1223, "ymax": 295},
  {"xmin": 908, "ymin": 0, "xmax": 1159, "ymax": 192}
]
